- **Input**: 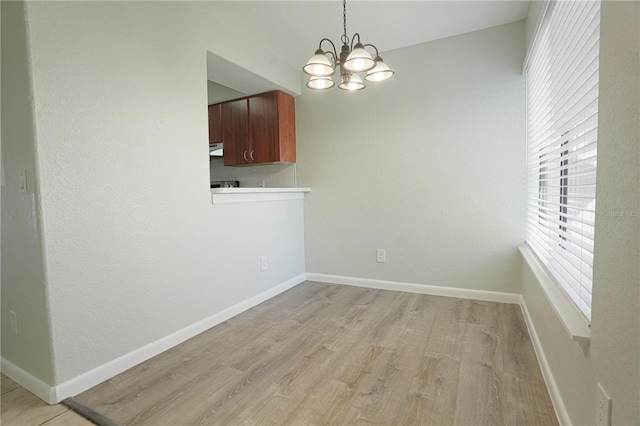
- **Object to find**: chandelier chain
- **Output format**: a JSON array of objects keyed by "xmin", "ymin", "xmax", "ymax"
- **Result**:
[{"xmin": 342, "ymin": 0, "xmax": 348, "ymax": 45}]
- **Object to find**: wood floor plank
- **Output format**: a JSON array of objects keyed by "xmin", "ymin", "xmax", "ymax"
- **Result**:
[
  {"xmin": 210, "ymin": 332, "xmax": 327, "ymax": 425},
  {"xmin": 40, "ymin": 409, "xmax": 97, "ymax": 425},
  {"xmin": 399, "ymin": 355, "xmax": 461, "ymax": 426},
  {"xmin": 453, "ymin": 360, "xmax": 512, "ymax": 426},
  {"xmin": 516, "ymin": 378, "xmax": 559, "ymax": 425},
  {"xmin": 335, "ymin": 344, "xmax": 386, "ymax": 389},
  {"xmin": 227, "ymin": 383, "xmax": 308, "ymax": 426},
  {"xmin": 223, "ymin": 282, "xmax": 326, "ymax": 328},
  {"xmin": 281, "ymin": 378, "xmax": 355, "ymax": 425},
  {"xmin": 310, "ymin": 287, "xmax": 385, "ymax": 352},
  {"xmin": 340, "ymin": 347, "xmax": 415, "ymax": 425},
  {"xmin": 125, "ymin": 363, "xmax": 244, "ymax": 425},
  {"xmin": 276, "ymin": 343, "xmax": 337, "ymax": 394},
  {"xmin": 77, "ymin": 347, "xmax": 220, "ymax": 410},
  {"xmin": 74, "ymin": 282, "xmax": 558, "ymax": 426},
  {"xmin": 495, "ymin": 304, "xmax": 548, "ymax": 384}
]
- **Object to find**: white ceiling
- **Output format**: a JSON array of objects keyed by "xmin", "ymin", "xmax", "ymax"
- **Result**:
[{"xmin": 207, "ymin": 1, "xmax": 531, "ymax": 69}]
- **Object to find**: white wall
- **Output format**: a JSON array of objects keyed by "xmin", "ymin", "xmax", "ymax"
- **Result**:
[
  {"xmin": 591, "ymin": 3, "xmax": 640, "ymax": 423},
  {"xmin": 2, "ymin": 0, "xmax": 305, "ymax": 393},
  {"xmin": 0, "ymin": 1, "xmax": 55, "ymax": 385},
  {"xmin": 297, "ymin": 21, "xmax": 527, "ymax": 294},
  {"xmin": 521, "ymin": 2, "xmax": 639, "ymax": 424},
  {"xmin": 207, "ymin": 80, "xmax": 245, "ymax": 105}
]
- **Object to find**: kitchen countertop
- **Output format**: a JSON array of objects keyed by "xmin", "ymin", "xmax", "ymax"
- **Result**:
[
  {"xmin": 210, "ymin": 187, "xmax": 310, "ymax": 204},
  {"xmin": 211, "ymin": 187, "xmax": 310, "ymax": 194}
]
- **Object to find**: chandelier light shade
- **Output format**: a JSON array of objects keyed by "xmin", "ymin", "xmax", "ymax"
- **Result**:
[
  {"xmin": 343, "ymin": 43, "xmax": 376, "ymax": 73},
  {"xmin": 365, "ymin": 56, "xmax": 394, "ymax": 82},
  {"xmin": 303, "ymin": 49, "xmax": 336, "ymax": 77},
  {"xmin": 306, "ymin": 75, "xmax": 336, "ymax": 90},
  {"xmin": 303, "ymin": 0, "xmax": 394, "ymax": 92},
  {"xmin": 338, "ymin": 73, "xmax": 365, "ymax": 91}
]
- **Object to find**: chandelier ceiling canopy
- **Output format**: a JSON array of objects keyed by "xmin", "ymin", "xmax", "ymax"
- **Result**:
[{"xmin": 302, "ymin": 0, "xmax": 394, "ymax": 92}]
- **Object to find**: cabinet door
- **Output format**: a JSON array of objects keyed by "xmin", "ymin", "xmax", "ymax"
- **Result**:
[
  {"xmin": 275, "ymin": 91, "xmax": 296, "ymax": 163},
  {"xmin": 208, "ymin": 104, "xmax": 222, "ymax": 144},
  {"xmin": 222, "ymin": 99, "xmax": 249, "ymax": 166},
  {"xmin": 249, "ymin": 91, "xmax": 279, "ymax": 163},
  {"xmin": 249, "ymin": 91, "xmax": 296, "ymax": 164}
]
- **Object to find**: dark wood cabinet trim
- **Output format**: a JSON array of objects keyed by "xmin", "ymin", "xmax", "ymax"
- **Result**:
[{"xmin": 208, "ymin": 104, "xmax": 223, "ymax": 144}]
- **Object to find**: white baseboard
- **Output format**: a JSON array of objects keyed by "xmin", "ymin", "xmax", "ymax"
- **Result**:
[
  {"xmin": 519, "ymin": 297, "xmax": 571, "ymax": 426},
  {"xmin": 305, "ymin": 273, "xmax": 522, "ymax": 304},
  {"xmin": 4, "ymin": 273, "xmax": 305, "ymax": 404},
  {"xmin": 0, "ymin": 357, "xmax": 57, "ymax": 404}
]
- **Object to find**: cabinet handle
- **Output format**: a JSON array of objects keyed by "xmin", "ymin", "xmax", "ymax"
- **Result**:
[
  {"xmin": 250, "ymin": 150, "xmax": 255, "ymax": 161},
  {"xmin": 243, "ymin": 151, "xmax": 248, "ymax": 161}
]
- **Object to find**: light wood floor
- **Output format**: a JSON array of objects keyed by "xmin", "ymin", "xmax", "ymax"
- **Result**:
[
  {"xmin": 1, "ymin": 374, "xmax": 94, "ymax": 425},
  {"xmin": 72, "ymin": 281, "xmax": 557, "ymax": 425}
]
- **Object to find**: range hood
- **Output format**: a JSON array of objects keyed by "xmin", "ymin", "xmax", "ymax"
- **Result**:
[{"xmin": 209, "ymin": 142, "xmax": 223, "ymax": 157}]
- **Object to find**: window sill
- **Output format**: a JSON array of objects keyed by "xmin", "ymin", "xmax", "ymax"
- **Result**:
[
  {"xmin": 519, "ymin": 244, "xmax": 591, "ymax": 355},
  {"xmin": 211, "ymin": 187, "xmax": 310, "ymax": 204}
]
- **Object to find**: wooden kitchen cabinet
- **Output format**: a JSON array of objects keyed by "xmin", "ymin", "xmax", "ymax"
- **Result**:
[
  {"xmin": 219, "ymin": 90, "xmax": 296, "ymax": 166},
  {"xmin": 221, "ymin": 98, "xmax": 249, "ymax": 165},
  {"xmin": 208, "ymin": 103, "xmax": 222, "ymax": 144}
]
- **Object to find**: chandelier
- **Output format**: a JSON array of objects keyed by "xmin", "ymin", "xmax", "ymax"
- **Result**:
[{"xmin": 302, "ymin": 0, "xmax": 394, "ymax": 91}]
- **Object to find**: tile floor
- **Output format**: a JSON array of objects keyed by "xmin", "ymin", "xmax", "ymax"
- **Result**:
[{"xmin": 1, "ymin": 374, "xmax": 93, "ymax": 425}]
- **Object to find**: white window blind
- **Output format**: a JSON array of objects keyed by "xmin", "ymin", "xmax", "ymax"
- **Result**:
[{"xmin": 526, "ymin": 0, "xmax": 600, "ymax": 320}]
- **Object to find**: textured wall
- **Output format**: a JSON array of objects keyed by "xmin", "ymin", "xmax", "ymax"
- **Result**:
[
  {"xmin": 521, "ymin": 2, "xmax": 639, "ymax": 424},
  {"xmin": 591, "ymin": 1, "xmax": 640, "ymax": 424},
  {"xmin": 0, "ymin": 1, "xmax": 55, "ymax": 384},
  {"xmin": 520, "ymin": 263, "xmax": 595, "ymax": 425},
  {"xmin": 297, "ymin": 21, "xmax": 527, "ymax": 294},
  {"xmin": 20, "ymin": 1, "xmax": 305, "ymax": 385}
]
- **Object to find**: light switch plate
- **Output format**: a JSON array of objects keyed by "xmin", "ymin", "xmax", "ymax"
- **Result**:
[{"xmin": 9, "ymin": 311, "xmax": 18, "ymax": 335}]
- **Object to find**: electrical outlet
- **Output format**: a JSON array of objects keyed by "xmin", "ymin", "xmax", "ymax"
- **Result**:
[
  {"xmin": 261, "ymin": 255, "xmax": 268, "ymax": 271},
  {"xmin": 376, "ymin": 249, "xmax": 386, "ymax": 263},
  {"xmin": 595, "ymin": 383, "xmax": 612, "ymax": 426},
  {"xmin": 9, "ymin": 311, "xmax": 18, "ymax": 335}
]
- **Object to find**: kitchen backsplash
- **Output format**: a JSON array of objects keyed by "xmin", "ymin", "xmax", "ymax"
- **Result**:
[{"xmin": 209, "ymin": 157, "xmax": 297, "ymax": 188}]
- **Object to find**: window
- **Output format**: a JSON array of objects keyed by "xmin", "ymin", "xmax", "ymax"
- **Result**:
[{"xmin": 526, "ymin": 0, "xmax": 600, "ymax": 320}]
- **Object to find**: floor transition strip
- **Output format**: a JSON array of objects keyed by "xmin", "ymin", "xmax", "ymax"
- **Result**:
[{"xmin": 62, "ymin": 397, "xmax": 119, "ymax": 426}]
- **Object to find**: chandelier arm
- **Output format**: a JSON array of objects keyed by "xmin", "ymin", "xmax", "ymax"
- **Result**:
[
  {"xmin": 326, "ymin": 51, "xmax": 337, "ymax": 65},
  {"xmin": 318, "ymin": 38, "xmax": 339, "ymax": 64},
  {"xmin": 350, "ymin": 33, "xmax": 362, "ymax": 50},
  {"xmin": 363, "ymin": 43, "xmax": 380, "ymax": 57}
]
